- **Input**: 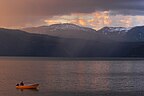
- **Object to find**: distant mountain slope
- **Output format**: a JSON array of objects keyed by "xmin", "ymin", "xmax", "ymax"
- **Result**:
[
  {"xmin": 127, "ymin": 26, "xmax": 144, "ymax": 41},
  {"xmin": 0, "ymin": 28, "xmax": 68, "ymax": 56},
  {"xmin": 22, "ymin": 23, "xmax": 131, "ymax": 41},
  {"xmin": 98, "ymin": 27, "xmax": 130, "ymax": 33},
  {"xmin": 22, "ymin": 23, "xmax": 100, "ymax": 40},
  {"xmin": 0, "ymin": 26, "xmax": 144, "ymax": 57},
  {"xmin": 97, "ymin": 27, "xmax": 131, "ymax": 41}
]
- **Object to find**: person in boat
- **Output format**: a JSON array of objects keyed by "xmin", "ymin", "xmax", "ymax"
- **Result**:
[
  {"xmin": 16, "ymin": 84, "xmax": 19, "ymax": 86},
  {"xmin": 20, "ymin": 81, "xmax": 24, "ymax": 86}
]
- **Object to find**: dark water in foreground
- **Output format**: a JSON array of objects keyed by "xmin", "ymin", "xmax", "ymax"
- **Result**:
[{"xmin": 0, "ymin": 58, "xmax": 144, "ymax": 96}]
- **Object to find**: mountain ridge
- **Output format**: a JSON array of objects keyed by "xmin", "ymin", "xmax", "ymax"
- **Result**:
[
  {"xmin": 22, "ymin": 23, "xmax": 99, "ymax": 40},
  {"xmin": 22, "ymin": 23, "xmax": 133, "ymax": 41},
  {"xmin": 0, "ymin": 24, "xmax": 143, "ymax": 57}
]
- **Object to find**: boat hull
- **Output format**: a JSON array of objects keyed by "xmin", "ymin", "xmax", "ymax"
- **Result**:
[{"xmin": 16, "ymin": 84, "xmax": 39, "ymax": 89}]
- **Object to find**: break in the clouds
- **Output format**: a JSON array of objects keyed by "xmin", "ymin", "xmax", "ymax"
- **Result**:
[{"xmin": 0, "ymin": 0, "xmax": 144, "ymax": 28}]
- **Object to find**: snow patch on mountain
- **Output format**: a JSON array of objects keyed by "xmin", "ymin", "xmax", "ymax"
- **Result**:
[
  {"xmin": 99, "ymin": 27, "xmax": 131, "ymax": 33},
  {"xmin": 47, "ymin": 23, "xmax": 94, "ymax": 32}
]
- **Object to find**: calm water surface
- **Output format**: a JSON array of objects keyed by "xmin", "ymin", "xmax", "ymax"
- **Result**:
[{"xmin": 0, "ymin": 58, "xmax": 144, "ymax": 96}]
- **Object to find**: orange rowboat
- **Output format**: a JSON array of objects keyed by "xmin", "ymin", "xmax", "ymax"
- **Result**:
[{"xmin": 16, "ymin": 84, "xmax": 39, "ymax": 89}]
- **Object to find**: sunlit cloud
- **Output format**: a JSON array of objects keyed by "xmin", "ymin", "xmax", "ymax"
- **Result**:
[
  {"xmin": 44, "ymin": 11, "xmax": 112, "ymax": 30},
  {"xmin": 44, "ymin": 11, "xmax": 144, "ymax": 30},
  {"xmin": 134, "ymin": 16, "xmax": 144, "ymax": 26},
  {"xmin": 120, "ymin": 17, "xmax": 132, "ymax": 27},
  {"xmin": 78, "ymin": 19, "xmax": 87, "ymax": 26},
  {"xmin": 0, "ymin": 0, "xmax": 144, "ymax": 28}
]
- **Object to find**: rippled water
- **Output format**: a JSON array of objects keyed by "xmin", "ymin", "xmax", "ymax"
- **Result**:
[{"xmin": 0, "ymin": 58, "xmax": 144, "ymax": 96}]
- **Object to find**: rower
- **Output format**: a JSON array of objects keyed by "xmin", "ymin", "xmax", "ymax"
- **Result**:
[{"xmin": 20, "ymin": 81, "xmax": 24, "ymax": 86}]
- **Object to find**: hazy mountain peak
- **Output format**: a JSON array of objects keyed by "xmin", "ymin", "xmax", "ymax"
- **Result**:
[
  {"xmin": 26, "ymin": 23, "xmax": 82, "ymax": 30},
  {"xmin": 49, "ymin": 23, "xmax": 80, "ymax": 27},
  {"xmin": 98, "ymin": 27, "xmax": 131, "ymax": 33},
  {"xmin": 22, "ymin": 23, "xmax": 97, "ymax": 40},
  {"xmin": 23, "ymin": 23, "xmax": 96, "ymax": 32},
  {"xmin": 47, "ymin": 23, "xmax": 84, "ymax": 30}
]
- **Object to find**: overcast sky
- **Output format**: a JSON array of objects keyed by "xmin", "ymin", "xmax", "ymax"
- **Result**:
[{"xmin": 0, "ymin": 0, "xmax": 144, "ymax": 29}]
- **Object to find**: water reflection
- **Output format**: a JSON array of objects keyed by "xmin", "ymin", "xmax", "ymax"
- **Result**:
[
  {"xmin": 41, "ymin": 60, "xmax": 144, "ymax": 92},
  {"xmin": 16, "ymin": 88, "xmax": 39, "ymax": 92},
  {"xmin": 0, "ymin": 59, "xmax": 144, "ymax": 96}
]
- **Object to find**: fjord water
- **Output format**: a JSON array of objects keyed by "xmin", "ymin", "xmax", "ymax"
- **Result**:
[{"xmin": 0, "ymin": 58, "xmax": 144, "ymax": 96}]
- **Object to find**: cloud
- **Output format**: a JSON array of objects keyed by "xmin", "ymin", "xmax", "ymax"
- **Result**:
[
  {"xmin": 0, "ymin": 16, "xmax": 46, "ymax": 28},
  {"xmin": 0, "ymin": 0, "xmax": 144, "ymax": 28},
  {"xmin": 1, "ymin": 0, "xmax": 144, "ymax": 16},
  {"xmin": 44, "ymin": 12, "xmax": 112, "ymax": 30},
  {"xmin": 44, "ymin": 12, "xmax": 144, "ymax": 30}
]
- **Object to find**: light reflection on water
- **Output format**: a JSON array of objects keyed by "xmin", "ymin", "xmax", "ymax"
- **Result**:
[{"xmin": 0, "ymin": 59, "xmax": 144, "ymax": 96}]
